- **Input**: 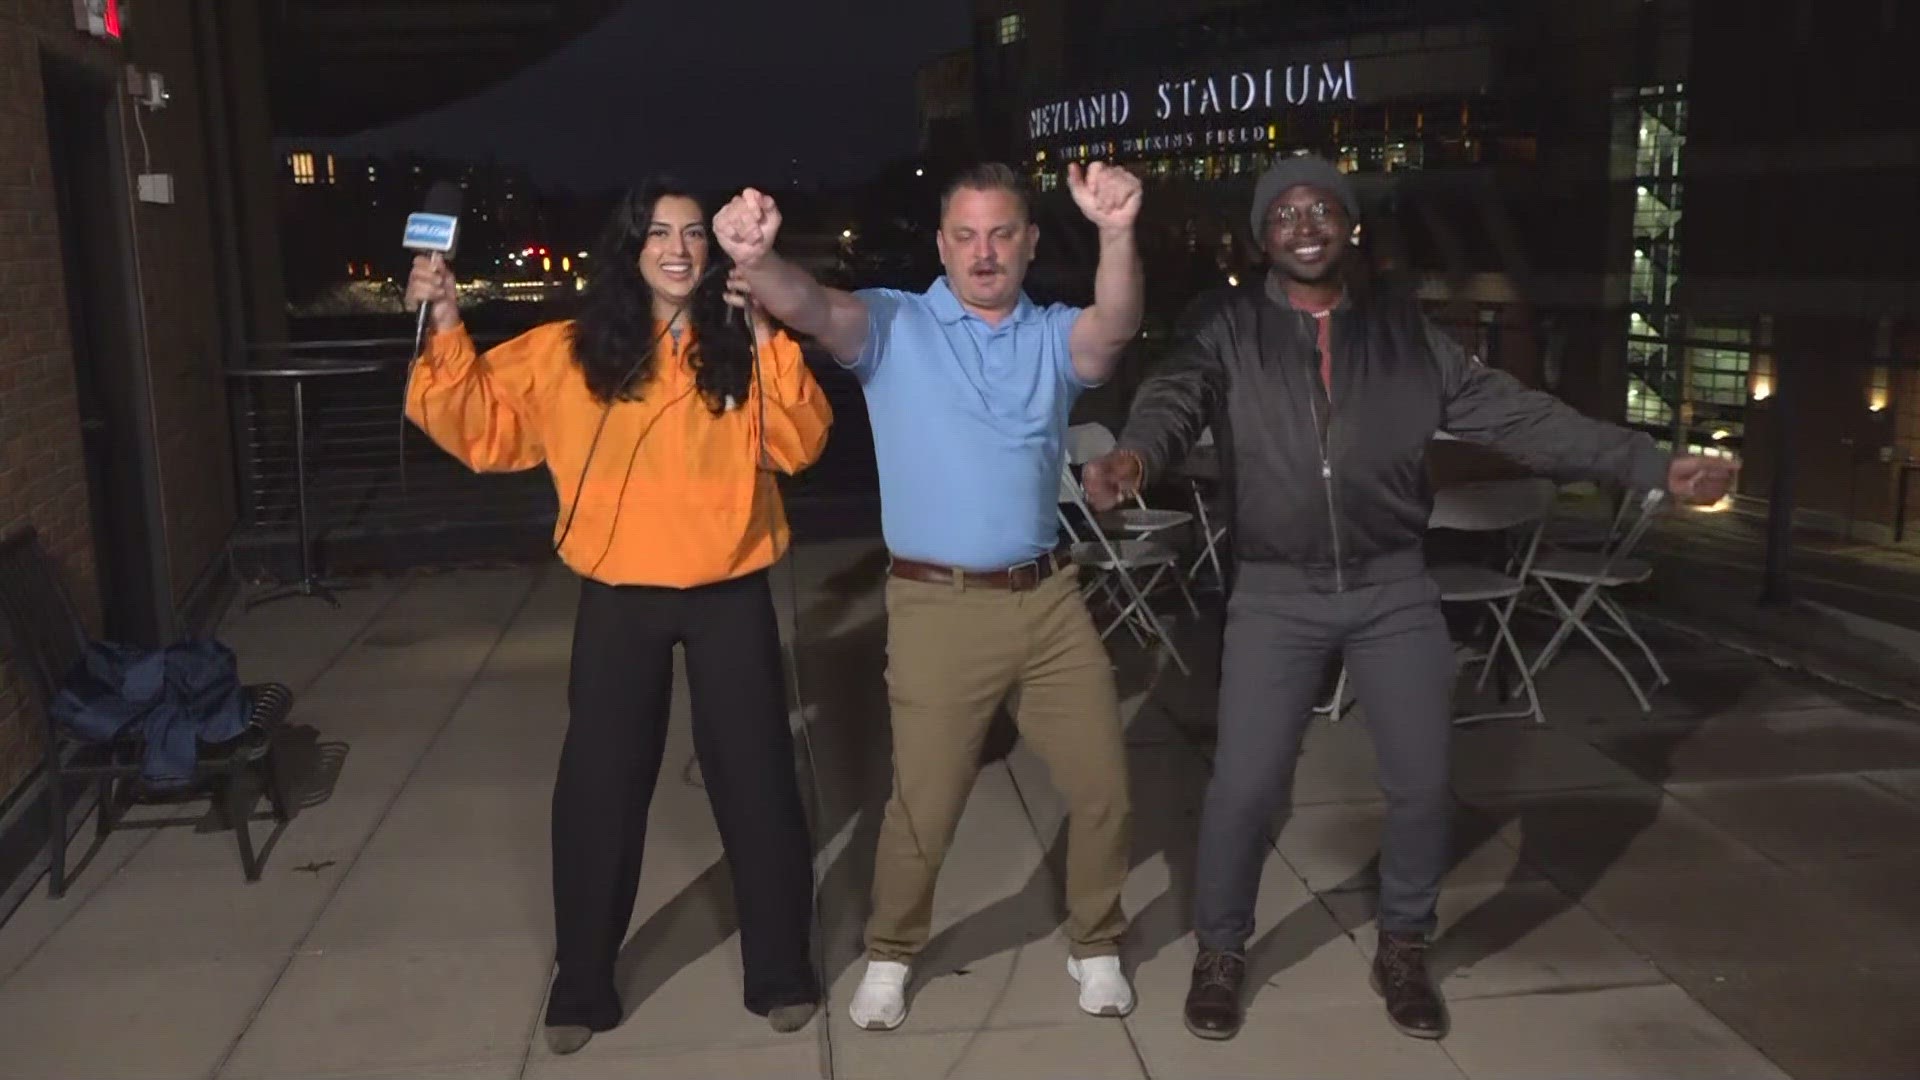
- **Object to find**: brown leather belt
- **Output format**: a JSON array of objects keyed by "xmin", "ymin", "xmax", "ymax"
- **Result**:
[{"xmin": 887, "ymin": 547, "xmax": 1073, "ymax": 592}]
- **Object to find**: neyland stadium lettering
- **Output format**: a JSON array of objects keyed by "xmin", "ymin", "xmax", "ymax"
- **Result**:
[
  {"xmin": 1028, "ymin": 61, "xmax": 1358, "ymax": 141},
  {"xmin": 1027, "ymin": 92, "xmax": 1133, "ymax": 140}
]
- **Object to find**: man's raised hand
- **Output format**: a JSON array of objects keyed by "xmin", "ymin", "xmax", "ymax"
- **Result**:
[
  {"xmin": 714, "ymin": 187, "xmax": 783, "ymax": 269},
  {"xmin": 1067, "ymin": 162, "xmax": 1143, "ymax": 233}
]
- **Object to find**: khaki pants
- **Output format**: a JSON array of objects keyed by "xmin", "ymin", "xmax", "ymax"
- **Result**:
[{"xmin": 866, "ymin": 567, "xmax": 1131, "ymax": 962}]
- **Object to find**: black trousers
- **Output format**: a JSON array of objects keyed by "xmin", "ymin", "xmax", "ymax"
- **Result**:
[{"xmin": 545, "ymin": 570, "xmax": 818, "ymax": 1030}]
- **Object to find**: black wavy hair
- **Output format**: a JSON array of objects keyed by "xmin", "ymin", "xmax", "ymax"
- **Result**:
[{"xmin": 568, "ymin": 177, "xmax": 753, "ymax": 410}]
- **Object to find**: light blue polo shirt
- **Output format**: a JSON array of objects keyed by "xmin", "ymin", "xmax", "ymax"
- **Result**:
[{"xmin": 849, "ymin": 277, "xmax": 1094, "ymax": 571}]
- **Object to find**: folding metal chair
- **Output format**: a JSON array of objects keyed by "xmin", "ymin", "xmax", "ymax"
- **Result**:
[
  {"xmin": 1065, "ymin": 422, "xmax": 1198, "ymax": 550},
  {"xmin": 1524, "ymin": 489, "xmax": 1670, "ymax": 712},
  {"xmin": 1541, "ymin": 481, "xmax": 1634, "ymax": 553},
  {"xmin": 1064, "ymin": 422, "xmax": 1199, "ymax": 620},
  {"xmin": 1314, "ymin": 665, "xmax": 1352, "ymax": 721},
  {"xmin": 1184, "ymin": 427, "xmax": 1230, "ymax": 589},
  {"xmin": 1428, "ymin": 478, "xmax": 1558, "ymax": 725},
  {"xmin": 1057, "ymin": 463, "xmax": 1190, "ymax": 676}
]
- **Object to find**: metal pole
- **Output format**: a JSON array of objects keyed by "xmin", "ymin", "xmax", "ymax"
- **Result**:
[
  {"xmin": 293, "ymin": 377, "xmax": 313, "ymax": 590},
  {"xmin": 1761, "ymin": 349, "xmax": 1794, "ymax": 604}
]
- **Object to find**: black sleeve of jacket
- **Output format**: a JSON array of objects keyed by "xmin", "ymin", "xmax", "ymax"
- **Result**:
[
  {"xmin": 1432, "ymin": 320, "xmax": 1671, "ymax": 492},
  {"xmin": 1115, "ymin": 292, "xmax": 1231, "ymax": 483}
]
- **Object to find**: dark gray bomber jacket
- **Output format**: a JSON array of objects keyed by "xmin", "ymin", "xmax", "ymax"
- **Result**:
[{"xmin": 1116, "ymin": 277, "xmax": 1670, "ymax": 585}]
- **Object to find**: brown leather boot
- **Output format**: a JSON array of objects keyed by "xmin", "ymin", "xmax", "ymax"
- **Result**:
[
  {"xmin": 1183, "ymin": 948, "xmax": 1246, "ymax": 1040},
  {"xmin": 1371, "ymin": 931, "xmax": 1448, "ymax": 1039}
]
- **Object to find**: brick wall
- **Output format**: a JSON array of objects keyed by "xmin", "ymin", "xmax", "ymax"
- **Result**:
[
  {"xmin": 0, "ymin": 1, "xmax": 277, "ymax": 799},
  {"xmin": 0, "ymin": 3, "xmax": 103, "ymax": 798}
]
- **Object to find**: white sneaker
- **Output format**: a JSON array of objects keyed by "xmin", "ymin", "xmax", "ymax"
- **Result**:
[
  {"xmin": 1067, "ymin": 955, "xmax": 1135, "ymax": 1017},
  {"xmin": 848, "ymin": 960, "xmax": 910, "ymax": 1031}
]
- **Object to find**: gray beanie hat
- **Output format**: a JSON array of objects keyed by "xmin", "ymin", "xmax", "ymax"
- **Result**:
[{"xmin": 1250, "ymin": 155, "xmax": 1359, "ymax": 237}]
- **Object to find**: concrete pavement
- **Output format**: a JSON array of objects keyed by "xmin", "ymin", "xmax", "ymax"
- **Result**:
[{"xmin": 0, "ymin": 540, "xmax": 1915, "ymax": 1078}]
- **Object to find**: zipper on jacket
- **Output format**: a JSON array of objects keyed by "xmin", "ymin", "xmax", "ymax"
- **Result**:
[{"xmin": 1304, "ymin": 311, "xmax": 1346, "ymax": 592}]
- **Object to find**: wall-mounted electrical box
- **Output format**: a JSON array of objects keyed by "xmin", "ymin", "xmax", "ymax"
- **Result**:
[{"xmin": 136, "ymin": 173, "xmax": 175, "ymax": 205}]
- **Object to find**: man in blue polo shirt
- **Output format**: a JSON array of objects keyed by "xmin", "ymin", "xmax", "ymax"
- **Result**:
[{"xmin": 717, "ymin": 160, "xmax": 1145, "ymax": 1030}]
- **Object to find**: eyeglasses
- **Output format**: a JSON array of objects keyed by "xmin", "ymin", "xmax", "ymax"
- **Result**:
[{"xmin": 1267, "ymin": 201, "xmax": 1335, "ymax": 229}]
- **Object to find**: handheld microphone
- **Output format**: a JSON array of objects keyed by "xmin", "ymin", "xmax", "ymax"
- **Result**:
[
  {"xmin": 405, "ymin": 181, "xmax": 463, "ymax": 356},
  {"xmin": 399, "ymin": 180, "xmax": 462, "ymax": 496}
]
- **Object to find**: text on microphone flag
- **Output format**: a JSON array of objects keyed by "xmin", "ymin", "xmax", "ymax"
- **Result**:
[{"xmin": 404, "ymin": 213, "xmax": 459, "ymax": 253}]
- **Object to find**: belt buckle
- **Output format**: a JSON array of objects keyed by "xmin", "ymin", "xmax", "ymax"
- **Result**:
[{"xmin": 1005, "ymin": 557, "xmax": 1043, "ymax": 591}]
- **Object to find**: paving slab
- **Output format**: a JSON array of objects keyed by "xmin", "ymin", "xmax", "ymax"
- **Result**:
[{"xmin": 1, "ymin": 546, "xmax": 1913, "ymax": 1077}]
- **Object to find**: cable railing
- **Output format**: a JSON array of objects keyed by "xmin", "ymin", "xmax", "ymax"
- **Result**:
[{"xmin": 227, "ymin": 330, "xmax": 880, "ymax": 574}]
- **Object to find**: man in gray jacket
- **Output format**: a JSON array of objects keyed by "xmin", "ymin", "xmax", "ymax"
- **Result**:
[{"xmin": 1081, "ymin": 155, "xmax": 1734, "ymax": 1042}]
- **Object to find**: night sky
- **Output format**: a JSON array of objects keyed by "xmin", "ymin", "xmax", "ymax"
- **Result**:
[{"xmin": 323, "ymin": 0, "xmax": 971, "ymax": 193}]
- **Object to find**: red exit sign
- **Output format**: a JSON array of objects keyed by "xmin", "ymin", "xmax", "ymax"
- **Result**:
[{"xmin": 73, "ymin": 0, "xmax": 122, "ymax": 40}]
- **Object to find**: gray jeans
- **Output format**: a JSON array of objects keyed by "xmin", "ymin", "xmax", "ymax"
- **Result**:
[{"xmin": 1195, "ymin": 554, "xmax": 1457, "ymax": 949}]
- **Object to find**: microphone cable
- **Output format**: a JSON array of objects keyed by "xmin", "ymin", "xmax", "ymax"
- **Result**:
[
  {"xmin": 741, "ymin": 306, "xmax": 835, "ymax": 1073},
  {"xmin": 407, "ymin": 250, "xmax": 836, "ymax": 1056},
  {"xmin": 745, "ymin": 295, "xmax": 931, "ymax": 1061},
  {"xmin": 399, "ymin": 261, "xmax": 437, "ymax": 500},
  {"xmin": 402, "ymin": 259, "xmax": 725, "ymax": 568},
  {"xmin": 400, "ymin": 179, "xmax": 464, "ymax": 497},
  {"xmin": 551, "ymin": 260, "xmax": 726, "ymax": 572}
]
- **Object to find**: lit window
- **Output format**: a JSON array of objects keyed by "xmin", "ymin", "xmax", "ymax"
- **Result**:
[
  {"xmin": 1684, "ymin": 324, "xmax": 1754, "ymax": 425},
  {"xmin": 1625, "ymin": 371, "xmax": 1673, "ymax": 428},
  {"xmin": 290, "ymin": 152, "xmax": 316, "ymax": 185},
  {"xmin": 997, "ymin": 13, "xmax": 1025, "ymax": 45},
  {"xmin": 1869, "ymin": 364, "xmax": 1891, "ymax": 413},
  {"xmin": 326, "ymin": 155, "xmax": 336, "ymax": 184}
]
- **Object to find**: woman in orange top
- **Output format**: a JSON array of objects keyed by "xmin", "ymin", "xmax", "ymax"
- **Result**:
[{"xmin": 404, "ymin": 177, "xmax": 831, "ymax": 1054}]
